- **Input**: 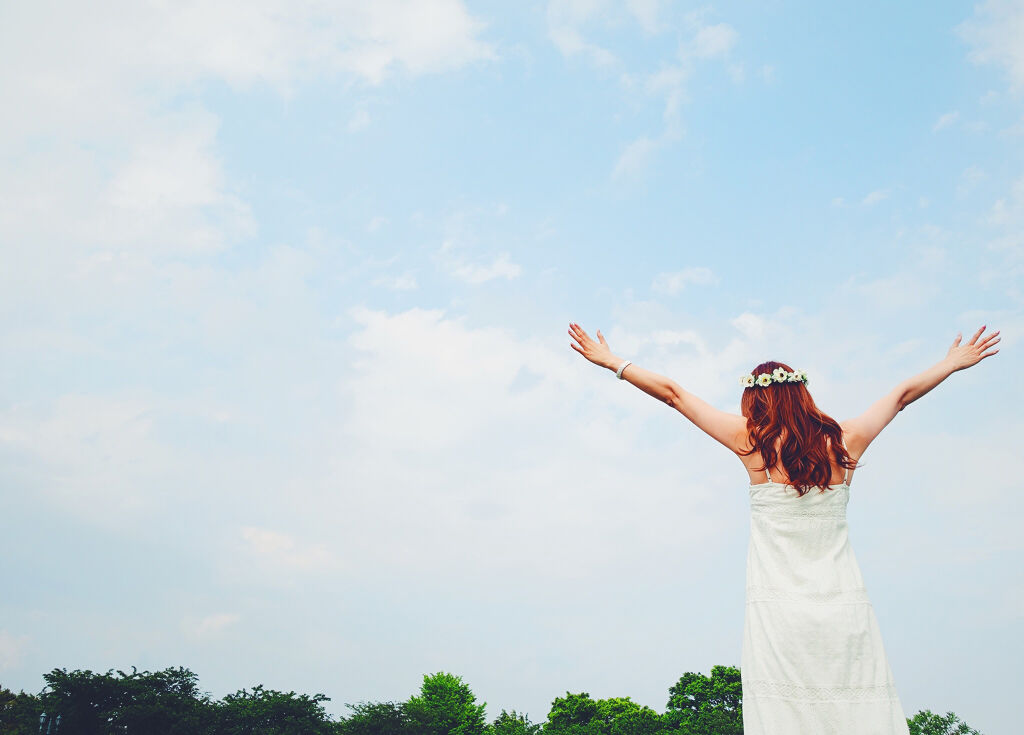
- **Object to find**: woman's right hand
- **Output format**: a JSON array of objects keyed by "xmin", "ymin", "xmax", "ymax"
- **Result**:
[{"xmin": 945, "ymin": 325, "xmax": 1000, "ymax": 372}]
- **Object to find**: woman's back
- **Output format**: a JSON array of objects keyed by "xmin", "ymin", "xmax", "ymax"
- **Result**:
[{"xmin": 741, "ymin": 437, "xmax": 910, "ymax": 734}]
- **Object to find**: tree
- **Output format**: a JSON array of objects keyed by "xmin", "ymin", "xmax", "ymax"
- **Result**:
[
  {"xmin": 907, "ymin": 709, "xmax": 983, "ymax": 735},
  {"xmin": 216, "ymin": 684, "xmax": 337, "ymax": 735},
  {"xmin": 490, "ymin": 709, "xmax": 541, "ymax": 735},
  {"xmin": 405, "ymin": 672, "xmax": 487, "ymax": 735},
  {"xmin": 545, "ymin": 692, "xmax": 600, "ymax": 734},
  {"xmin": 0, "ymin": 686, "xmax": 44, "ymax": 735},
  {"xmin": 39, "ymin": 666, "xmax": 213, "ymax": 735},
  {"xmin": 339, "ymin": 700, "xmax": 412, "ymax": 735},
  {"xmin": 663, "ymin": 665, "xmax": 742, "ymax": 735},
  {"xmin": 544, "ymin": 693, "xmax": 663, "ymax": 735}
]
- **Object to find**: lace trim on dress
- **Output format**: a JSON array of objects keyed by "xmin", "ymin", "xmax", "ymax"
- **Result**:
[
  {"xmin": 745, "ymin": 585, "xmax": 871, "ymax": 604},
  {"xmin": 750, "ymin": 506, "xmax": 848, "ymax": 520},
  {"xmin": 744, "ymin": 679, "xmax": 902, "ymax": 703}
]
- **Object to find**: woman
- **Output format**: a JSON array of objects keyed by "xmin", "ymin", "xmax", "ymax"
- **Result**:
[{"xmin": 568, "ymin": 322, "xmax": 1000, "ymax": 734}]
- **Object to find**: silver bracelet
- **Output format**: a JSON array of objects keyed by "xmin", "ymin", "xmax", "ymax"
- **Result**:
[{"xmin": 616, "ymin": 360, "xmax": 632, "ymax": 379}]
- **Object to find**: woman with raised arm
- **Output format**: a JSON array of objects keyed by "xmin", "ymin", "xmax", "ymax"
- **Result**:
[{"xmin": 568, "ymin": 323, "xmax": 1000, "ymax": 735}]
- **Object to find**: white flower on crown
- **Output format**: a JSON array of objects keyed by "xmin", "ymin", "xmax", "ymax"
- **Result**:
[{"xmin": 740, "ymin": 367, "xmax": 810, "ymax": 387}]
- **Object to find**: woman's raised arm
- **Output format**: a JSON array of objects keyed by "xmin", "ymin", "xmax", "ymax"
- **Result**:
[
  {"xmin": 568, "ymin": 321, "xmax": 746, "ymax": 450},
  {"xmin": 844, "ymin": 325, "xmax": 1000, "ymax": 457}
]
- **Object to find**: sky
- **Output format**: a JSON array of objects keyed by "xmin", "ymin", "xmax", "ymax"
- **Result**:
[{"xmin": 0, "ymin": 0, "xmax": 1022, "ymax": 733}]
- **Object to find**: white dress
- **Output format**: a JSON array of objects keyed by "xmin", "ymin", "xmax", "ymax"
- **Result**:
[{"xmin": 741, "ymin": 442, "xmax": 910, "ymax": 734}]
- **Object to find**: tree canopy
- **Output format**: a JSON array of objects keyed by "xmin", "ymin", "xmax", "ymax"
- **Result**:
[{"xmin": 0, "ymin": 664, "xmax": 985, "ymax": 734}]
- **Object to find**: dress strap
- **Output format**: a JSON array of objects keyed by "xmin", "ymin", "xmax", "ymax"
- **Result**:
[{"xmin": 764, "ymin": 463, "xmax": 772, "ymax": 483}]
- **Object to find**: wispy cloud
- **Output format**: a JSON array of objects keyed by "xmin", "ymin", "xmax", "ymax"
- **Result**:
[
  {"xmin": 241, "ymin": 527, "xmax": 337, "ymax": 572},
  {"xmin": 933, "ymin": 110, "xmax": 960, "ymax": 131},
  {"xmin": 652, "ymin": 267, "xmax": 718, "ymax": 294},
  {"xmin": 957, "ymin": 0, "xmax": 1024, "ymax": 91},
  {"xmin": 183, "ymin": 613, "xmax": 241, "ymax": 639},
  {"xmin": 862, "ymin": 189, "xmax": 890, "ymax": 205},
  {"xmin": 0, "ymin": 631, "xmax": 28, "ymax": 671}
]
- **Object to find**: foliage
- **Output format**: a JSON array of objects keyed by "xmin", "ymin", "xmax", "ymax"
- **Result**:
[
  {"xmin": 216, "ymin": 684, "xmax": 337, "ymax": 735},
  {"xmin": 544, "ymin": 693, "xmax": 664, "ymax": 735},
  {"xmin": 490, "ymin": 709, "xmax": 542, "ymax": 735},
  {"xmin": 405, "ymin": 672, "xmax": 487, "ymax": 735},
  {"xmin": 0, "ymin": 686, "xmax": 43, "ymax": 735},
  {"xmin": 339, "ymin": 700, "xmax": 412, "ymax": 735},
  {"xmin": 39, "ymin": 666, "xmax": 213, "ymax": 735},
  {"xmin": 2, "ymin": 663, "xmax": 988, "ymax": 735},
  {"xmin": 907, "ymin": 709, "xmax": 982, "ymax": 735},
  {"xmin": 663, "ymin": 665, "xmax": 742, "ymax": 735}
]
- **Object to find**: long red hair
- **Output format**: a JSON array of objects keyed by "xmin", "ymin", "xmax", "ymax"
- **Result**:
[{"xmin": 739, "ymin": 361, "xmax": 858, "ymax": 496}]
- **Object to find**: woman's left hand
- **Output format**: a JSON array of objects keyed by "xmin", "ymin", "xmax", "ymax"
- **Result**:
[{"xmin": 568, "ymin": 322, "xmax": 616, "ymax": 370}]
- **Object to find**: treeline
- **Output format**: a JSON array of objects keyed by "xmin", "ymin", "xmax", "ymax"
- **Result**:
[{"xmin": 1, "ymin": 665, "xmax": 980, "ymax": 735}]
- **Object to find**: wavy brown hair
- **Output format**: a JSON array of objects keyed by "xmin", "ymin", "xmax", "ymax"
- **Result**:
[{"xmin": 739, "ymin": 361, "xmax": 859, "ymax": 496}]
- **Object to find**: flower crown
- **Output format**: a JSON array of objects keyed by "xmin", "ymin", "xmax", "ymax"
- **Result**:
[{"xmin": 740, "ymin": 367, "xmax": 809, "ymax": 388}]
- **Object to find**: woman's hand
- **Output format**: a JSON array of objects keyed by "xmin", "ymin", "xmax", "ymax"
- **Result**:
[
  {"xmin": 945, "ymin": 325, "xmax": 1000, "ymax": 372},
  {"xmin": 568, "ymin": 322, "xmax": 617, "ymax": 370}
]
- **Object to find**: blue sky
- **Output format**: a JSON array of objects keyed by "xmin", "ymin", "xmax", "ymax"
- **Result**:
[{"xmin": 1, "ymin": 1, "xmax": 1022, "ymax": 733}]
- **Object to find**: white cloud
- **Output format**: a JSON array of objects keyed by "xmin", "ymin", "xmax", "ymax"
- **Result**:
[
  {"xmin": 862, "ymin": 189, "xmax": 889, "ymax": 205},
  {"xmin": 0, "ymin": 395, "xmax": 175, "ymax": 522},
  {"xmin": 686, "ymin": 23, "xmax": 738, "ymax": 59},
  {"xmin": 730, "ymin": 312, "xmax": 767, "ymax": 340},
  {"xmin": 450, "ymin": 252, "xmax": 522, "ymax": 283},
  {"xmin": 347, "ymin": 108, "xmax": 372, "ymax": 132},
  {"xmin": 183, "ymin": 613, "xmax": 241, "ymax": 638},
  {"xmin": 957, "ymin": 0, "xmax": 1024, "ymax": 91},
  {"xmin": 651, "ymin": 267, "xmax": 718, "ymax": 294},
  {"xmin": 241, "ymin": 527, "xmax": 338, "ymax": 572},
  {"xmin": 987, "ymin": 173, "xmax": 1024, "ymax": 225},
  {"xmin": 611, "ymin": 14, "xmax": 739, "ymax": 179},
  {"xmin": 332, "ymin": 304, "xmax": 738, "ymax": 582},
  {"xmin": 612, "ymin": 135, "xmax": 664, "ymax": 180},
  {"xmin": 958, "ymin": 165, "xmax": 987, "ymax": 195},
  {"xmin": 433, "ymin": 211, "xmax": 525, "ymax": 284},
  {"xmin": 0, "ymin": 631, "xmax": 29, "ymax": 671},
  {"xmin": 0, "ymin": 0, "xmax": 495, "ymax": 265},
  {"xmin": 372, "ymin": 272, "xmax": 418, "ymax": 290},
  {"xmin": 626, "ymin": 0, "xmax": 664, "ymax": 33},
  {"xmin": 546, "ymin": 0, "xmax": 619, "ymax": 66},
  {"xmin": 933, "ymin": 110, "xmax": 960, "ymax": 131}
]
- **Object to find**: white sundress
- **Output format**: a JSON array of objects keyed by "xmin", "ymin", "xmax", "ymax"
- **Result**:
[{"xmin": 741, "ymin": 439, "xmax": 910, "ymax": 734}]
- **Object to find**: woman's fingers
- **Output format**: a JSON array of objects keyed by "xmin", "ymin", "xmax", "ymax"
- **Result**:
[
  {"xmin": 569, "ymin": 322, "xmax": 594, "ymax": 350},
  {"xmin": 569, "ymin": 322, "xmax": 594, "ymax": 344},
  {"xmin": 967, "ymin": 325, "xmax": 986, "ymax": 345},
  {"xmin": 978, "ymin": 331, "xmax": 1000, "ymax": 348}
]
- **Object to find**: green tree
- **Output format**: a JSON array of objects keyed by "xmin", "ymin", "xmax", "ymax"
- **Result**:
[
  {"xmin": 490, "ymin": 709, "xmax": 542, "ymax": 735},
  {"xmin": 405, "ymin": 672, "xmax": 487, "ymax": 735},
  {"xmin": 39, "ymin": 666, "xmax": 213, "ymax": 735},
  {"xmin": 216, "ymin": 684, "xmax": 337, "ymax": 735},
  {"xmin": 544, "ymin": 692, "xmax": 600, "ymax": 734},
  {"xmin": 339, "ymin": 700, "xmax": 411, "ymax": 735},
  {"xmin": 907, "ymin": 709, "xmax": 983, "ymax": 735},
  {"xmin": 0, "ymin": 686, "xmax": 44, "ymax": 735},
  {"xmin": 663, "ymin": 665, "xmax": 742, "ymax": 735},
  {"xmin": 544, "ymin": 693, "xmax": 663, "ymax": 735}
]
